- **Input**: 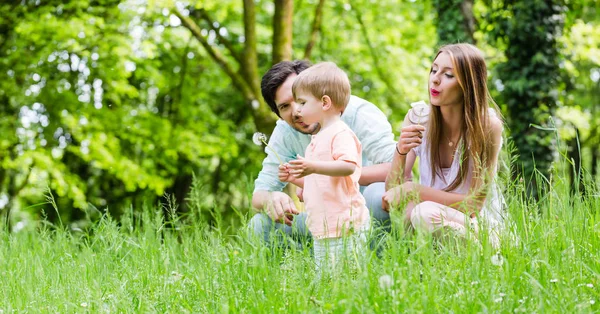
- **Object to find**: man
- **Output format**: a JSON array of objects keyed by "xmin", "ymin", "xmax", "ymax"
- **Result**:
[{"xmin": 250, "ymin": 60, "xmax": 395, "ymax": 249}]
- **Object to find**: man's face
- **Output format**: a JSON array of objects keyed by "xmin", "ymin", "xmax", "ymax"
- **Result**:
[{"xmin": 274, "ymin": 74, "xmax": 320, "ymax": 135}]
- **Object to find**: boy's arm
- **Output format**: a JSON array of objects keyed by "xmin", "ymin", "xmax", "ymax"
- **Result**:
[{"xmin": 288, "ymin": 157, "xmax": 356, "ymax": 178}]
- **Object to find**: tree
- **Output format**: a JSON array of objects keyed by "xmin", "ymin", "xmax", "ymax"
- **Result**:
[
  {"xmin": 487, "ymin": 0, "xmax": 566, "ymax": 197},
  {"xmin": 434, "ymin": 0, "xmax": 476, "ymax": 45}
]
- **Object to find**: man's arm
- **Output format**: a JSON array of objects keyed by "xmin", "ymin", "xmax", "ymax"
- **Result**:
[
  {"xmin": 251, "ymin": 190, "xmax": 298, "ymax": 226},
  {"xmin": 359, "ymin": 163, "xmax": 391, "ymax": 186},
  {"xmin": 345, "ymin": 97, "xmax": 397, "ymax": 167},
  {"xmin": 252, "ymin": 121, "xmax": 309, "ymax": 223}
]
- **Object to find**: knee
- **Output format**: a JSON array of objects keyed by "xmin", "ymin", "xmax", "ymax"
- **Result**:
[
  {"xmin": 410, "ymin": 201, "xmax": 439, "ymax": 232},
  {"xmin": 248, "ymin": 213, "xmax": 272, "ymax": 236}
]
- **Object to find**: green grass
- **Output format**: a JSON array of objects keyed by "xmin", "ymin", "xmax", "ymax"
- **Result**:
[{"xmin": 1, "ymin": 177, "xmax": 599, "ymax": 313}]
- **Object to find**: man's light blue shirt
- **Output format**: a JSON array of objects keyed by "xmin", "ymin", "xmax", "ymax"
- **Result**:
[{"xmin": 254, "ymin": 95, "xmax": 396, "ymax": 193}]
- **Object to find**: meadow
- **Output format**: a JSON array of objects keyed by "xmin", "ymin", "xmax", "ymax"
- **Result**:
[{"xmin": 1, "ymin": 170, "xmax": 599, "ymax": 313}]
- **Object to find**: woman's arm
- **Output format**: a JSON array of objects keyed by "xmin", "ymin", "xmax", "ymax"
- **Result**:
[
  {"xmin": 385, "ymin": 113, "xmax": 424, "ymax": 190},
  {"xmin": 416, "ymin": 116, "xmax": 504, "ymax": 214}
]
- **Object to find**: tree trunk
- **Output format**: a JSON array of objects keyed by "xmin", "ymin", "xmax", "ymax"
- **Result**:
[
  {"xmin": 434, "ymin": 0, "xmax": 476, "ymax": 44},
  {"xmin": 273, "ymin": 0, "xmax": 293, "ymax": 64},
  {"xmin": 175, "ymin": 8, "xmax": 276, "ymax": 134},
  {"xmin": 304, "ymin": 0, "xmax": 325, "ymax": 60}
]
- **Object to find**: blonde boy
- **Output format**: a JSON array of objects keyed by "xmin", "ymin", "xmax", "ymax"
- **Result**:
[{"xmin": 278, "ymin": 62, "xmax": 370, "ymax": 271}]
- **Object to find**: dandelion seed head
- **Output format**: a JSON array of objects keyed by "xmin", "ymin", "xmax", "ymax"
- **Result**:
[
  {"xmin": 491, "ymin": 253, "xmax": 504, "ymax": 266},
  {"xmin": 378, "ymin": 274, "xmax": 393, "ymax": 290},
  {"xmin": 408, "ymin": 100, "xmax": 430, "ymax": 124},
  {"xmin": 252, "ymin": 132, "xmax": 267, "ymax": 146},
  {"xmin": 591, "ymin": 300, "xmax": 595, "ymax": 305}
]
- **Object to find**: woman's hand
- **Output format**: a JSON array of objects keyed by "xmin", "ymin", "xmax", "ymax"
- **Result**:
[
  {"xmin": 382, "ymin": 182, "xmax": 417, "ymax": 212},
  {"xmin": 397, "ymin": 124, "xmax": 425, "ymax": 155}
]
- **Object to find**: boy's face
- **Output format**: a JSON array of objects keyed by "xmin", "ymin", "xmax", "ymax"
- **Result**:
[
  {"xmin": 294, "ymin": 90, "xmax": 323, "ymax": 126},
  {"xmin": 275, "ymin": 74, "xmax": 320, "ymax": 135}
]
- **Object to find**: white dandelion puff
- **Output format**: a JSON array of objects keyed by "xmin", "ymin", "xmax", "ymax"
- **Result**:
[
  {"xmin": 591, "ymin": 300, "xmax": 595, "ymax": 305},
  {"xmin": 252, "ymin": 132, "xmax": 267, "ymax": 146},
  {"xmin": 408, "ymin": 100, "xmax": 430, "ymax": 125},
  {"xmin": 378, "ymin": 274, "xmax": 393, "ymax": 290},
  {"xmin": 491, "ymin": 253, "xmax": 504, "ymax": 266},
  {"xmin": 252, "ymin": 132, "xmax": 283, "ymax": 164}
]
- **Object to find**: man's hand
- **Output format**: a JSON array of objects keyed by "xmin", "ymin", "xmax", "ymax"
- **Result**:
[
  {"xmin": 265, "ymin": 191, "xmax": 299, "ymax": 226},
  {"xmin": 287, "ymin": 155, "xmax": 314, "ymax": 178}
]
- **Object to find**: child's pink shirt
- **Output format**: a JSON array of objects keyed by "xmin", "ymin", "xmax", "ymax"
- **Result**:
[{"xmin": 303, "ymin": 120, "xmax": 370, "ymax": 239}]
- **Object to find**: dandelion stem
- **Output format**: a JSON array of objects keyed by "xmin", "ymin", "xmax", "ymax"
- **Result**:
[{"xmin": 261, "ymin": 139, "xmax": 283, "ymax": 165}]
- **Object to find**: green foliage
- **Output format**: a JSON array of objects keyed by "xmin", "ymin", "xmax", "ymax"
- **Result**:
[
  {"xmin": 434, "ymin": 0, "xmax": 475, "ymax": 45},
  {"xmin": 486, "ymin": 0, "xmax": 566, "ymax": 196}
]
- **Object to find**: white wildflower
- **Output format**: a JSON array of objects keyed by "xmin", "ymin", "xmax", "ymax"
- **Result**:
[
  {"xmin": 491, "ymin": 253, "xmax": 504, "ymax": 266},
  {"xmin": 494, "ymin": 297, "xmax": 503, "ymax": 303},
  {"xmin": 80, "ymin": 302, "xmax": 88, "ymax": 307},
  {"xmin": 471, "ymin": 281, "xmax": 479, "ymax": 286},
  {"xmin": 591, "ymin": 300, "xmax": 595, "ymax": 305},
  {"xmin": 587, "ymin": 283, "xmax": 594, "ymax": 288},
  {"xmin": 378, "ymin": 274, "xmax": 393, "ymax": 290},
  {"xmin": 550, "ymin": 278, "xmax": 559, "ymax": 283}
]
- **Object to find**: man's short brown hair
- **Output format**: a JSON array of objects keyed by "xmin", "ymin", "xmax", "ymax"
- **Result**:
[{"xmin": 292, "ymin": 62, "xmax": 351, "ymax": 111}]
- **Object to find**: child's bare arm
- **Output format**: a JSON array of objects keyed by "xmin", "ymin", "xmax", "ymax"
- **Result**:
[{"xmin": 288, "ymin": 156, "xmax": 355, "ymax": 178}]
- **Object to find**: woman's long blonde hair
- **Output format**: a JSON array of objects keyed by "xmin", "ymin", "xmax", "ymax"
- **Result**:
[{"xmin": 427, "ymin": 43, "xmax": 501, "ymax": 191}]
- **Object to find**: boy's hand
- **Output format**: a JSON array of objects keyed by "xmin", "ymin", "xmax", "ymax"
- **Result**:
[
  {"xmin": 278, "ymin": 163, "xmax": 293, "ymax": 182},
  {"xmin": 288, "ymin": 155, "xmax": 314, "ymax": 178}
]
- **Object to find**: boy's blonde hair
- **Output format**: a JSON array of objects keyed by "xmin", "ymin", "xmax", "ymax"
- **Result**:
[{"xmin": 292, "ymin": 62, "xmax": 351, "ymax": 111}]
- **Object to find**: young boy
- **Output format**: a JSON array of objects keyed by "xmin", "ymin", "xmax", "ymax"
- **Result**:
[{"xmin": 278, "ymin": 62, "xmax": 370, "ymax": 271}]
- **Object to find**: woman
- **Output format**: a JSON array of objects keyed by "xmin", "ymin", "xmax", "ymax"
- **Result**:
[{"xmin": 382, "ymin": 43, "xmax": 505, "ymax": 247}]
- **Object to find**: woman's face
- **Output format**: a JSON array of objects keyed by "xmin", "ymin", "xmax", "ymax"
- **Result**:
[{"xmin": 429, "ymin": 52, "xmax": 463, "ymax": 108}]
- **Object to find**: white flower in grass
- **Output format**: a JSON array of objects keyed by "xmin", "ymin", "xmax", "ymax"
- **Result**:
[
  {"xmin": 591, "ymin": 300, "xmax": 596, "ymax": 305},
  {"xmin": 491, "ymin": 253, "xmax": 504, "ymax": 266},
  {"xmin": 252, "ymin": 132, "xmax": 283, "ymax": 164},
  {"xmin": 80, "ymin": 302, "xmax": 88, "ymax": 307},
  {"xmin": 550, "ymin": 278, "xmax": 559, "ymax": 283},
  {"xmin": 378, "ymin": 274, "xmax": 393, "ymax": 290},
  {"xmin": 471, "ymin": 281, "xmax": 479, "ymax": 286},
  {"xmin": 494, "ymin": 297, "xmax": 503, "ymax": 303},
  {"xmin": 587, "ymin": 283, "xmax": 594, "ymax": 288}
]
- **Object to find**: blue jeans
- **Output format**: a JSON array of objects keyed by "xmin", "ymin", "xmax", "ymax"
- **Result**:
[{"xmin": 248, "ymin": 182, "xmax": 390, "ymax": 250}]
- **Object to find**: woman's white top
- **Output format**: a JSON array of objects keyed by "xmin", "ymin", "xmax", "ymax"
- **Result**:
[{"xmin": 411, "ymin": 108, "xmax": 505, "ymax": 230}]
